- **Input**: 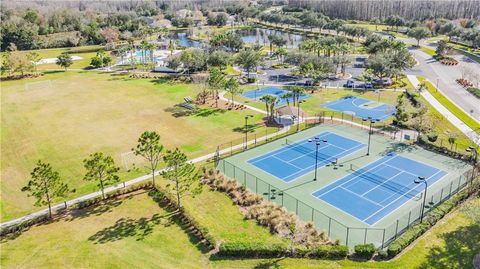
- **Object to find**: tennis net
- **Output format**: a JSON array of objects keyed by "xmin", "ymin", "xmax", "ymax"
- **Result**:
[
  {"xmin": 285, "ymin": 138, "xmax": 337, "ymax": 164},
  {"xmin": 350, "ymin": 164, "xmax": 419, "ymax": 198}
]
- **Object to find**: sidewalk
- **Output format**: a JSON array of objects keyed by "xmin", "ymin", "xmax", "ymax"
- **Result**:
[{"xmin": 407, "ymin": 75, "xmax": 480, "ymax": 146}]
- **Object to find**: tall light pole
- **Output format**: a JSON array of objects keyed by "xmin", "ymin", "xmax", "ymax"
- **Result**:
[
  {"xmin": 363, "ymin": 117, "xmax": 378, "ymax": 156},
  {"xmin": 414, "ymin": 176, "xmax": 427, "ymax": 223},
  {"xmin": 244, "ymin": 115, "xmax": 253, "ymax": 149},
  {"xmin": 296, "ymin": 99, "xmax": 305, "ymax": 132},
  {"xmin": 309, "ymin": 137, "xmax": 327, "ymax": 181}
]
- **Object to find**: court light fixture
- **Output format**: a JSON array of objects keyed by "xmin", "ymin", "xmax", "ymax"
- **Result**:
[
  {"xmin": 309, "ymin": 138, "xmax": 327, "ymax": 181},
  {"xmin": 414, "ymin": 176, "xmax": 428, "ymax": 223}
]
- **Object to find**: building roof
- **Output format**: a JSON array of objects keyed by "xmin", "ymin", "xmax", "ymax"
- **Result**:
[{"xmin": 276, "ymin": 106, "xmax": 304, "ymax": 118}]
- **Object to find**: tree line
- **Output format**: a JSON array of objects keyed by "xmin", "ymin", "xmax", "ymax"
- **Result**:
[
  {"xmin": 22, "ymin": 131, "xmax": 200, "ymax": 218},
  {"xmin": 288, "ymin": 0, "xmax": 480, "ymax": 21}
]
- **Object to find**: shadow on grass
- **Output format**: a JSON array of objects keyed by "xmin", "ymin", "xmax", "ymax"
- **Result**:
[
  {"xmin": 164, "ymin": 105, "xmax": 225, "ymax": 118},
  {"xmin": 419, "ymin": 223, "xmax": 480, "ymax": 269},
  {"xmin": 232, "ymin": 123, "xmax": 264, "ymax": 133},
  {"xmin": 88, "ymin": 212, "xmax": 176, "ymax": 244}
]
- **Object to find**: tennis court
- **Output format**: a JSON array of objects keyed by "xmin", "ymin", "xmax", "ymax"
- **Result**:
[
  {"xmin": 313, "ymin": 153, "xmax": 448, "ymax": 225},
  {"xmin": 241, "ymin": 86, "xmax": 311, "ymax": 107},
  {"xmin": 322, "ymin": 96, "xmax": 396, "ymax": 121},
  {"xmin": 247, "ymin": 131, "xmax": 365, "ymax": 182}
]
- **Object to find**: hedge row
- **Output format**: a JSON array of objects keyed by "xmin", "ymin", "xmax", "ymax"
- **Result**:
[
  {"xmin": 0, "ymin": 182, "xmax": 152, "ymax": 237},
  {"xmin": 217, "ymin": 241, "xmax": 349, "ymax": 259},
  {"xmin": 147, "ymin": 188, "xmax": 217, "ymax": 249},
  {"xmin": 387, "ymin": 177, "xmax": 479, "ymax": 257}
]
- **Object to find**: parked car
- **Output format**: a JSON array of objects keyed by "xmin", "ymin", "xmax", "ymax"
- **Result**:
[
  {"xmin": 304, "ymin": 80, "xmax": 313, "ymax": 86},
  {"xmin": 373, "ymin": 78, "xmax": 392, "ymax": 86},
  {"xmin": 364, "ymin": 82, "xmax": 373, "ymax": 89},
  {"xmin": 344, "ymin": 80, "xmax": 355, "ymax": 88}
]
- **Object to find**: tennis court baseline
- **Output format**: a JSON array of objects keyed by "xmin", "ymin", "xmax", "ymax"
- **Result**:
[
  {"xmin": 313, "ymin": 153, "xmax": 447, "ymax": 225},
  {"xmin": 247, "ymin": 132, "xmax": 365, "ymax": 182},
  {"xmin": 322, "ymin": 96, "xmax": 396, "ymax": 121}
]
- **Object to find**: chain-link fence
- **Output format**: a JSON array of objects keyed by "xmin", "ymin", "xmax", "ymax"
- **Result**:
[{"xmin": 219, "ymin": 158, "xmax": 477, "ymax": 249}]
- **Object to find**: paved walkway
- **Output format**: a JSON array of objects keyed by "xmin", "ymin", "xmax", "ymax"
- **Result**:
[{"xmin": 407, "ymin": 75, "xmax": 480, "ymax": 145}]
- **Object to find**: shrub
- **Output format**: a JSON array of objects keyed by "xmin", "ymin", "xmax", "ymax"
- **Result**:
[
  {"xmin": 312, "ymin": 245, "xmax": 349, "ymax": 259},
  {"xmin": 466, "ymin": 87, "xmax": 480, "ymax": 99},
  {"xmin": 427, "ymin": 132, "xmax": 438, "ymax": 142},
  {"xmin": 218, "ymin": 241, "xmax": 288, "ymax": 257},
  {"xmin": 354, "ymin": 243, "xmax": 376, "ymax": 259}
]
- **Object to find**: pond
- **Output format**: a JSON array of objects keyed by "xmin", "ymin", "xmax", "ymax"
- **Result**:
[{"xmin": 234, "ymin": 27, "xmax": 305, "ymax": 48}]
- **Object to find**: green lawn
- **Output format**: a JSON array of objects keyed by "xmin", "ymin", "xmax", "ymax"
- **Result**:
[
  {"xmin": 0, "ymin": 191, "xmax": 211, "ymax": 268},
  {"xmin": 2, "ymin": 188, "xmax": 478, "ymax": 268},
  {"xmin": 420, "ymin": 47, "xmax": 436, "ymax": 57},
  {"xmin": 1, "ymin": 71, "xmax": 274, "ymax": 220},
  {"xmin": 417, "ymin": 76, "xmax": 480, "ymax": 134}
]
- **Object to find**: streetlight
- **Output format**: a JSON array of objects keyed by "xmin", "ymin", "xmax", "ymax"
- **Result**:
[
  {"xmin": 362, "ymin": 117, "xmax": 378, "ymax": 156},
  {"xmin": 414, "ymin": 176, "xmax": 428, "ymax": 223},
  {"xmin": 244, "ymin": 115, "xmax": 253, "ymax": 149},
  {"xmin": 309, "ymin": 137, "xmax": 327, "ymax": 181},
  {"xmin": 296, "ymin": 99, "xmax": 306, "ymax": 132}
]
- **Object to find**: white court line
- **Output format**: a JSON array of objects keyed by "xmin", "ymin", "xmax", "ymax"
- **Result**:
[
  {"xmin": 248, "ymin": 132, "xmax": 332, "ymax": 164},
  {"xmin": 360, "ymin": 168, "xmax": 403, "ymax": 197},
  {"xmin": 282, "ymin": 142, "xmax": 366, "ymax": 182},
  {"xmin": 339, "ymin": 186, "xmax": 384, "ymax": 207},
  {"xmin": 272, "ymin": 155, "xmax": 304, "ymax": 170},
  {"xmin": 314, "ymin": 154, "xmax": 399, "ymax": 198},
  {"xmin": 363, "ymin": 168, "xmax": 447, "ymax": 224}
]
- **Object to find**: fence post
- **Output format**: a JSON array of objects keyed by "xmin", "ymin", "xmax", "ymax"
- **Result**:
[
  {"xmin": 222, "ymin": 159, "xmax": 225, "ymax": 172},
  {"xmin": 449, "ymin": 182, "xmax": 453, "ymax": 197},
  {"xmin": 328, "ymin": 218, "xmax": 332, "ymax": 237},
  {"xmin": 230, "ymin": 141, "xmax": 233, "ymax": 156},
  {"xmin": 364, "ymin": 229, "xmax": 368, "ymax": 244},
  {"xmin": 381, "ymin": 229, "xmax": 386, "ymax": 249},
  {"xmin": 345, "ymin": 227, "xmax": 350, "ymax": 246},
  {"xmin": 394, "ymin": 220, "xmax": 399, "ymax": 239},
  {"xmin": 244, "ymin": 171, "xmax": 246, "ymax": 185},
  {"xmin": 295, "ymin": 199, "xmax": 298, "ymax": 214},
  {"xmin": 407, "ymin": 211, "xmax": 411, "ymax": 227},
  {"xmin": 311, "ymin": 207, "xmax": 314, "ymax": 221},
  {"xmin": 255, "ymin": 177, "xmax": 258, "ymax": 193},
  {"xmin": 123, "ymin": 182, "xmax": 126, "ymax": 188}
]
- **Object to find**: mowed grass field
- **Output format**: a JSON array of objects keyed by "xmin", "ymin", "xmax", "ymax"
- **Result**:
[
  {"xmin": 1, "ymin": 71, "xmax": 274, "ymax": 220},
  {"xmin": 1, "ymin": 189, "xmax": 477, "ymax": 268},
  {"xmin": 0, "ymin": 191, "xmax": 211, "ymax": 268}
]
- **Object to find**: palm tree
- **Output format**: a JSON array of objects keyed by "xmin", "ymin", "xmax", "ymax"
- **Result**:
[
  {"xmin": 146, "ymin": 43, "xmax": 156, "ymax": 68},
  {"xmin": 127, "ymin": 39, "xmax": 135, "ymax": 68},
  {"xmin": 259, "ymin": 94, "xmax": 278, "ymax": 122},
  {"xmin": 140, "ymin": 40, "xmax": 148, "ymax": 64},
  {"xmin": 280, "ymin": 92, "xmax": 293, "ymax": 106},
  {"xmin": 287, "ymin": 86, "xmax": 305, "ymax": 107}
]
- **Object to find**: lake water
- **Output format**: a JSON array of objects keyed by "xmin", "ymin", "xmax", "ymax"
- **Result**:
[{"xmin": 170, "ymin": 27, "xmax": 305, "ymax": 49}]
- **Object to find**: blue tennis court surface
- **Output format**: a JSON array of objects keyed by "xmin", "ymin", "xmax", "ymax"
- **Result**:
[
  {"xmin": 248, "ymin": 132, "xmax": 365, "ymax": 182},
  {"xmin": 322, "ymin": 96, "xmax": 396, "ymax": 121},
  {"xmin": 241, "ymin": 86, "xmax": 311, "ymax": 107},
  {"xmin": 313, "ymin": 154, "xmax": 447, "ymax": 225}
]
